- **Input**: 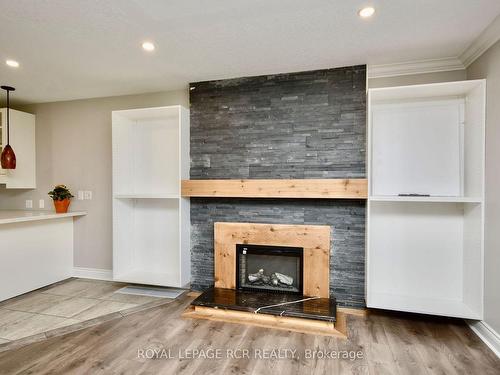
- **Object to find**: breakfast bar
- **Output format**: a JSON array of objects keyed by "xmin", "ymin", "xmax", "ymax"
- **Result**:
[{"xmin": 0, "ymin": 210, "xmax": 87, "ymax": 301}]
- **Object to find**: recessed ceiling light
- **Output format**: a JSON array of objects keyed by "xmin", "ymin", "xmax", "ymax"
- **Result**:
[
  {"xmin": 5, "ymin": 60, "xmax": 19, "ymax": 68},
  {"xmin": 142, "ymin": 42, "xmax": 155, "ymax": 52},
  {"xmin": 358, "ymin": 6, "xmax": 375, "ymax": 18}
]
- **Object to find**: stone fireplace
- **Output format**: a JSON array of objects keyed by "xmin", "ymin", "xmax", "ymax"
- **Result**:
[
  {"xmin": 185, "ymin": 65, "xmax": 365, "ymax": 335},
  {"xmin": 186, "ymin": 221, "xmax": 345, "ymax": 336},
  {"xmin": 189, "ymin": 66, "xmax": 367, "ymax": 308}
]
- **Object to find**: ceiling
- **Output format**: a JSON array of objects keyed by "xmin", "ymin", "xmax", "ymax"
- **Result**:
[{"xmin": 1, "ymin": 0, "xmax": 500, "ymax": 105}]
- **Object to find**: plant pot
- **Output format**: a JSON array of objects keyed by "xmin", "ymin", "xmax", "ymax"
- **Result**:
[{"xmin": 53, "ymin": 198, "xmax": 71, "ymax": 213}]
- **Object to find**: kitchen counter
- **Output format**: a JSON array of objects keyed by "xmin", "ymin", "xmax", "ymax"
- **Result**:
[
  {"xmin": 0, "ymin": 210, "xmax": 87, "ymax": 302},
  {"xmin": 0, "ymin": 210, "xmax": 87, "ymax": 225}
]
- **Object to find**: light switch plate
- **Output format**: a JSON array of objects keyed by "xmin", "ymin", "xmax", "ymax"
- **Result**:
[
  {"xmin": 39, "ymin": 199, "xmax": 45, "ymax": 209},
  {"xmin": 77, "ymin": 191, "xmax": 84, "ymax": 200},
  {"xmin": 25, "ymin": 199, "xmax": 33, "ymax": 209},
  {"xmin": 84, "ymin": 191, "xmax": 92, "ymax": 200}
]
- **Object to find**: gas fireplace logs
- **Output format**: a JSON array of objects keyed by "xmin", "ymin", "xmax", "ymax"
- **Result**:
[{"xmin": 248, "ymin": 269, "xmax": 294, "ymax": 287}]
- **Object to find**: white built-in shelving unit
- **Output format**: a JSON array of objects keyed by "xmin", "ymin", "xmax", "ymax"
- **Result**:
[
  {"xmin": 367, "ymin": 80, "xmax": 486, "ymax": 319},
  {"xmin": 112, "ymin": 106, "xmax": 190, "ymax": 288}
]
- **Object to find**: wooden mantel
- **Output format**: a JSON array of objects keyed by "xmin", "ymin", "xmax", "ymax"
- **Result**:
[{"xmin": 181, "ymin": 178, "xmax": 367, "ymax": 199}]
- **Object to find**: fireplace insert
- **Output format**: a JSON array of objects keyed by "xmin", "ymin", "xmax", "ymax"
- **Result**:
[{"xmin": 236, "ymin": 244, "xmax": 303, "ymax": 294}]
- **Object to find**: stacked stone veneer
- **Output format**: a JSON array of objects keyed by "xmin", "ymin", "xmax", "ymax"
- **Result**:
[{"xmin": 189, "ymin": 65, "xmax": 366, "ymax": 307}]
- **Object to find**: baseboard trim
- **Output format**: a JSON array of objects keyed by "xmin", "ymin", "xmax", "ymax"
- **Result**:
[
  {"xmin": 467, "ymin": 320, "xmax": 500, "ymax": 358},
  {"xmin": 73, "ymin": 267, "xmax": 113, "ymax": 281}
]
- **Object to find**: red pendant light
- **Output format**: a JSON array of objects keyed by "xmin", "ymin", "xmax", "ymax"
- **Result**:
[{"xmin": 1, "ymin": 86, "xmax": 16, "ymax": 169}]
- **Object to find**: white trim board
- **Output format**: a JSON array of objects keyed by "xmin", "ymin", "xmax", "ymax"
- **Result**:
[
  {"xmin": 73, "ymin": 267, "xmax": 113, "ymax": 281},
  {"xmin": 467, "ymin": 320, "xmax": 500, "ymax": 358}
]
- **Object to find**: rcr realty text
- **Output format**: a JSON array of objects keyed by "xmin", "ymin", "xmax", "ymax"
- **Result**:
[{"xmin": 137, "ymin": 348, "xmax": 364, "ymax": 361}]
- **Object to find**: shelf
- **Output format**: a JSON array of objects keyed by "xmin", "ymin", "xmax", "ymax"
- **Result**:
[
  {"xmin": 112, "ymin": 105, "xmax": 190, "ymax": 288},
  {"xmin": 368, "ymin": 199, "xmax": 483, "ymax": 319},
  {"xmin": 181, "ymin": 179, "xmax": 368, "ymax": 199},
  {"xmin": 369, "ymin": 196, "xmax": 482, "ymax": 203},
  {"xmin": 114, "ymin": 193, "xmax": 179, "ymax": 199},
  {"xmin": 367, "ymin": 80, "xmax": 485, "ymax": 319}
]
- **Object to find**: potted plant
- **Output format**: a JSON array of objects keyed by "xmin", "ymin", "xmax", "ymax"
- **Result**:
[{"xmin": 48, "ymin": 185, "xmax": 74, "ymax": 213}]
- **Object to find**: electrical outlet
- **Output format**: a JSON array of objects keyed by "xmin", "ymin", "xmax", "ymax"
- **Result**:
[
  {"xmin": 77, "ymin": 191, "xmax": 84, "ymax": 200},
  {"xmin": 84, "ymin": 191, "xmax": 92, "ymax": 200},
  {"xmin": 25, "ymin": 199, "xmax": 33, "ymax": 209},
  {"xmin": 39, "ymin": 199, "xmax": 45, "ymax": 209}
]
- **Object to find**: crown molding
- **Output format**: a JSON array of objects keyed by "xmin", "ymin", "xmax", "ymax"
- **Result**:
[
  {"xmin": 460, "ymin": 14, "xmax": 500, "ymax": 67},
  {"xmin": 368, "ymin": 14, "xmax": 500, "ymax": 79},
  {"xmin": 367, "ymin": 57, "xmax": 465, "ymax": 79}
]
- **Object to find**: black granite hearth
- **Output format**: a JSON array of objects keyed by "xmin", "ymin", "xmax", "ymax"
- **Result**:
[{"xmin": 192, "ymin": 288, "xmax": 336, "ymax": 322}]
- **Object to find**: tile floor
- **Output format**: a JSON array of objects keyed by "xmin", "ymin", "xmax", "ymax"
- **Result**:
[{"xmin": 0, "ymin": 278, "xmax": 174, "ymax": 344}]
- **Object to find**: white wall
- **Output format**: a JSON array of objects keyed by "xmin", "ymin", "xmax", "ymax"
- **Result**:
[
  {"xmin": 468, "ymin": 39, "xmax": 500, "ymax": 335},
  {"xmin": 0, "ymin": 89, "xmax": 188, "ymax": 271}
]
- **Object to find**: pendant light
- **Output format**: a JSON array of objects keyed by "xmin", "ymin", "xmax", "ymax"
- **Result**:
[{"xmin": 1, "ymin": 86, "xmax": 16, "ymax": 169}]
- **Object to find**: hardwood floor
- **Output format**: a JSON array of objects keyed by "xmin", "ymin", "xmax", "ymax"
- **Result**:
[{"xmin": 0, "ymin": 294, "xmax": 498, "ymax": 374}]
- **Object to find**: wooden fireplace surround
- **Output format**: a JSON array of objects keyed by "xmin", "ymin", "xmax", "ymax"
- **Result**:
[{"xmin": 214, "ymin": 222, "xmax": 330, "ymax": 298}]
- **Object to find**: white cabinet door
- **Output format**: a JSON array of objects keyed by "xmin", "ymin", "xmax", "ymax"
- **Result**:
[{"xmin": 371, "ymin": 100, "xmax": 463, "ymax": 197}]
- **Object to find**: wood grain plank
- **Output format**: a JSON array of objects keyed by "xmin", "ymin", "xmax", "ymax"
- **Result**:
[
  {"xmin": 221, "ymin": 325, "xmax": 272, "ymax": 375},
  {"xmin": 181, "ymin": 179, "xmax": 368, "ymax": 199},
  {"xmin": 379, "ymin": 314, "xmax": 432, "ymax": 375}
]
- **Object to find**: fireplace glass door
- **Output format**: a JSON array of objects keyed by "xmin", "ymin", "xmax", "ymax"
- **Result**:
[{"xmin": 236, "ymin": 244, "xmax": 303, "ymax": 294}]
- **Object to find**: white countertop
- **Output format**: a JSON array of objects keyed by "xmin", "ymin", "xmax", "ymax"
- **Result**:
[{"xmin": 0, "ymin": 210, "xmax": 87, "ymax": 225}]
